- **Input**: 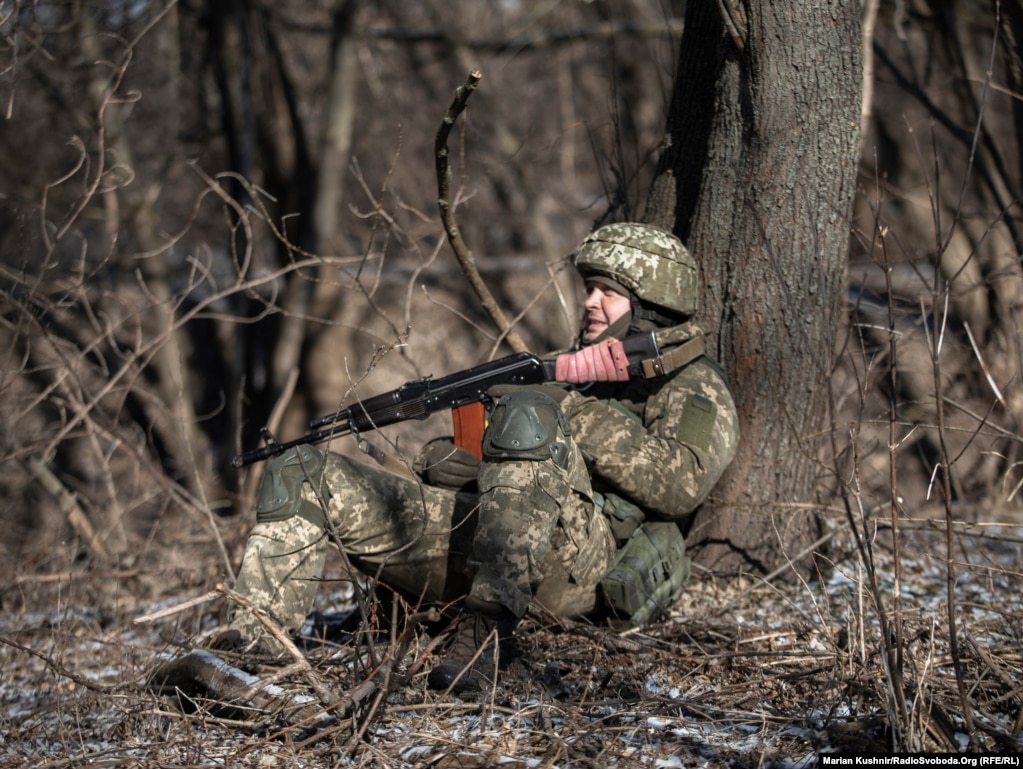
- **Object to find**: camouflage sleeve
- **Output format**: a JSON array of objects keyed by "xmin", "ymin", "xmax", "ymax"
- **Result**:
[{"xmin": 560, "ymin": 359, "xmax": 739, "ymax": 519}]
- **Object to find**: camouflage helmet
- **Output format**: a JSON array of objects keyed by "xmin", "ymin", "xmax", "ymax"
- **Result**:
[{"xmin": 574, "ymin": 223, "xmax": 698, "ymax": 316}]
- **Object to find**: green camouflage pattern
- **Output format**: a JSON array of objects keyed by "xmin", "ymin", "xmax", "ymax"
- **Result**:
[
  {"xmin": 229, "ymin": 439, "xmax": 616, "ymax": 644},
  {"xmin": 228, "ymin": 324, "xmax": 738, "ymax": 646},
  {"xmin": 472, "ymin": 426, "xmax": 614, "ymax": 617},
  {"xmin": 230, "ymin": 514, "xmax": 327, "ymax": 646},
  {"xmin": 574, "ymin": 223, "xmax": 699, "ymax": 315},
  {"xmin": 559, "ymin": 354, "xmax": 739, "ymax": 523}
]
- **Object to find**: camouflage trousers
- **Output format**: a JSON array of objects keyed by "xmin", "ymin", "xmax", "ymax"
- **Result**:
[{"xmin": 228, "ymin": 440, "xmax": 616, "ymax": 644}]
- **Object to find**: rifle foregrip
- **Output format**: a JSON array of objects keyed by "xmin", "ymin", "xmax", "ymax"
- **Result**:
[{"xmin": 452, "ymin": 401, "xmax": 486, "ymax": 460}]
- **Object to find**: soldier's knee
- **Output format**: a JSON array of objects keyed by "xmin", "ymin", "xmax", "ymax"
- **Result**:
[
  {"xmin": 254, "ymin": 445, "xmax": 327, "ymax": 528},
  {"xmin": 482, "ymin": 390, "xmax": 570, "ymax": 469}
]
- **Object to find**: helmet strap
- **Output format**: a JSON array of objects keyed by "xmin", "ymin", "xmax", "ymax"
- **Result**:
[
  {"xmin": 580, "ymin": 295, "xmax": 685, "ymax": 347},
  {"xmin": 630, "ymin": 296, "xmax": 685, "ymax": 335}
]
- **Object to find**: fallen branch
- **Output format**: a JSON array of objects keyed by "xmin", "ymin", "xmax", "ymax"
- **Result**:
[
  {"xmin": 133, "ymin": 590, "xmax": 221, "ymax": 625},
  {"xmin": 23, "ymin": 454, "xmax": 113, "ymax": 565},
  {"xmin": 148, "ymin": 648, "xmax": 329, "ymax": 726}
]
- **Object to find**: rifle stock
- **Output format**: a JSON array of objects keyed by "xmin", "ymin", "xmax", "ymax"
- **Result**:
[{"xmin": 231, "ymin": 331, "xmax": 662, "ymax": 469}]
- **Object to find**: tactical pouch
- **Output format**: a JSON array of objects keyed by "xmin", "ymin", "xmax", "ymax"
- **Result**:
[
  {"xmin": 600, "ymin": 521, "xmax": 690, "ymax": 626},
  {"xmin": 595, "ymin": 491, "xmax": 645, "ymax": 544}
]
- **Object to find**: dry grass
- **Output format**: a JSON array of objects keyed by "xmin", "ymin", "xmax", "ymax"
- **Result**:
[{"xmin": 2, "ymin": 515, "xmax": 1021, "ymax": 767}]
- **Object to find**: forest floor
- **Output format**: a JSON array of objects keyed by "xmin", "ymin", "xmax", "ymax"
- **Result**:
[{"xmin": 2, "ymin": 509, "xmax": 1022, "ymax": 768}]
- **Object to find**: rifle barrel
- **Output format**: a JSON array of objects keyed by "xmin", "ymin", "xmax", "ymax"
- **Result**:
[{"xmin": 231, "ymin": 422, "xmax": 353, "ymax": 468}]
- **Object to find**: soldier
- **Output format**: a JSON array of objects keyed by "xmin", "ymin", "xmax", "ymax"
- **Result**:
[{"xmin": 223, "ymin": 222, "xmax": 739, "ymax": 693}]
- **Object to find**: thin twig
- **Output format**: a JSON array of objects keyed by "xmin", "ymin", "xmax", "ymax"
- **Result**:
[
  {"xmin": 133, "ymin": 591, "xmax": 222, "ymax": 625},
  {"xmin": 216, "ymin": 584, "xmax": 341, "ymax": 708}
]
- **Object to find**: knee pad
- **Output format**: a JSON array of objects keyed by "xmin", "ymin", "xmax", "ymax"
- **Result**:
[
  {"xmin": 482, "ymin": 390, "xmax": 570, "ymax": 468},
  {"xmin": 255, "ymin": 444, "xmax": 327, "ymax": 528}
]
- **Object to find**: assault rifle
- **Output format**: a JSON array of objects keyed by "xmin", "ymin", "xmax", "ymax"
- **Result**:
[{"xmin": 231, "ymin": 331, "xmax": 662, "ymax": 468}]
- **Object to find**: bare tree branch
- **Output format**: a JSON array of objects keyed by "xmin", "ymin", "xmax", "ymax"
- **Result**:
[
  {"xmin": 435, "ymin": 69, "xmax": 528, "ymax": 355},
  {"xmin": 22, "ymin": 454, "xmax": 114, "ymax": 566}
]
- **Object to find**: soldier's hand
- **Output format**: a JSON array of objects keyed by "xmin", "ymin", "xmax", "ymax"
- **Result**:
[
  {"xmin": 554, "ymin": 338, "xmax": 630, "ymax": 383},
  {"xmin": 413, "ymin": 437, "xmax": 480, "ymax": 491}
]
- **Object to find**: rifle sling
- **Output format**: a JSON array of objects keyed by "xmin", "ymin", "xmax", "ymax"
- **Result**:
[{"xmin": 639, "ymin": 333, "xmax": 706, "ymax": 379}]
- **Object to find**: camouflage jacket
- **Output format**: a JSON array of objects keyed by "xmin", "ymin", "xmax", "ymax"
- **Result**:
[{"xmin": 558, "ymin": 321, "xmax": 739, "ymax": 523}]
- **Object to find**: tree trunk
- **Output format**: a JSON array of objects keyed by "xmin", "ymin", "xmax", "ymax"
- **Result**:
[{"xmin": 647, "ymin": 1, "xmax": 863, "ymax": 576}]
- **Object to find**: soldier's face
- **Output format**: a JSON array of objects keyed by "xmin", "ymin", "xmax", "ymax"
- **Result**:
[{"xmin": 582, "ymin": 280, "xmax": 631, "ymax": 341}]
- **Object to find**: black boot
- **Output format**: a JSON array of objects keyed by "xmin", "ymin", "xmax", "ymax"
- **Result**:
[{"xmin": 427, "ymin": 596, "xmax": 519, "ymax": 693}]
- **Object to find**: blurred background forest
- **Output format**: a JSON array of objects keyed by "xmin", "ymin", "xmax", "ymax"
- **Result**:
[{"xmin": 2, "ymin": 0, "xmax": 1022, "ymax": 592}]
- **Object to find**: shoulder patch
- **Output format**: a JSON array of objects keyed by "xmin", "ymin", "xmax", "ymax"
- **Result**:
[{"xmin": 678, "ymin": 392, "xmax": 716, "ymax": 452}]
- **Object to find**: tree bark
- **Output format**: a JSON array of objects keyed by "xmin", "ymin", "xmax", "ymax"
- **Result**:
[{"xmin": 648, "ymin": 1, "xmax": 863, "ymax": 575}]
